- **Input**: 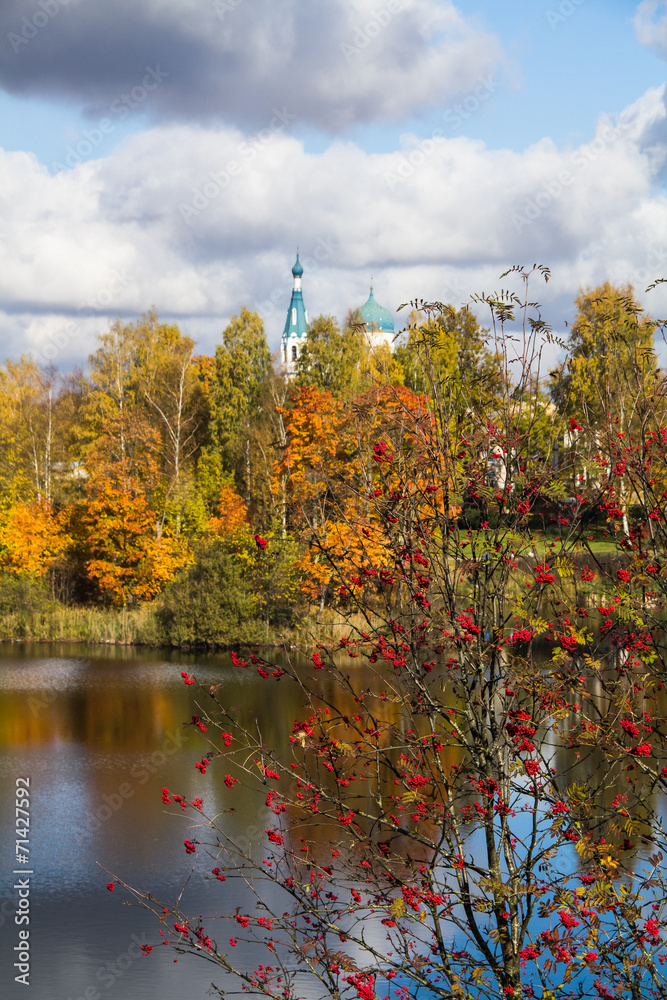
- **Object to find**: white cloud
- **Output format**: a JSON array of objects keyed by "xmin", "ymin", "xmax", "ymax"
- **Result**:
[
  {"xmin": 1, "ymin": 86, "xmax": 666, "ymax": 366},
  {"xmin": 635, "ymin": 0, "xmax": 667, "ymax": 57}
]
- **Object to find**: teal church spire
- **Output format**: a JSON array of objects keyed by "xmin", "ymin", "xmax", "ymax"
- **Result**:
[{"xmin": 281, "ymin": 253, "xmax": 309, "ymax": 373}]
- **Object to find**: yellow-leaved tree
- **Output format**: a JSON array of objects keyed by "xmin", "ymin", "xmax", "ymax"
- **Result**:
[{"xmin": 552, "ymin": 282, "xmax": 664, "ymax": 533}]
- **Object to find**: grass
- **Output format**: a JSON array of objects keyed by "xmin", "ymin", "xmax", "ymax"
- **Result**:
[
  {"xmin": 529, "ymin": 535, "xmax": 621, "ymax": 559},
  {"xmin": 0, "ymin": 599, "xmax": 387, "ymax": 651},
  {"xmin": 0, "ymin": 598, "xmax": 317, "ymax": 649},
  {"xmin": 0, "ymin": 603, "xmax": 163, "ymax": 645}
]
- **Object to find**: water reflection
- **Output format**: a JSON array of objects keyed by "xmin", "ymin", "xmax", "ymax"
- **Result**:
[
  {"xmin": 0, "ymin": 645, "xmax": 314, "ymax": 1000},
  {"xmin": 1, "ymin": 641, "xmax": 664, "ymax": 1000}
]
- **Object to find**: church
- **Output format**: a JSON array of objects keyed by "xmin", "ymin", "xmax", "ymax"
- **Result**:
[{"xmin": 280, "ymin": 254, "xmax": 395, "ymax": 373}]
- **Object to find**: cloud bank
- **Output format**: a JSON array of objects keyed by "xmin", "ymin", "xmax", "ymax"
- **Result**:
[
  {"xmin": 1, "ymin": 83, "xmax": 666, "ymax": 367},
  {"xmin": 0, "ymin": 0, "xmax": 504, "ymax": 131}
]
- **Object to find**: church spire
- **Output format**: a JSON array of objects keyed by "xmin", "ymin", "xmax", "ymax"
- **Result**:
[{"xmin": 281, "ymin": 252, "xmax": 308, "ymax": 373}]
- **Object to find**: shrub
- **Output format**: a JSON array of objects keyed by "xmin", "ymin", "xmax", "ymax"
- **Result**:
[{"xmin": 156, "ymin": 542, "xmax": 262, "ymax": 645}]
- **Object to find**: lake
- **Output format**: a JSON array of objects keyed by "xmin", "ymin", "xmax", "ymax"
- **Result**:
[
  {"xmin": 1, "ymin": 641, "xmax": 661, "ymax": 1000},
  {"xmin": 0, "ymin": 643, "xmax": 314, "ymax": 1000}
]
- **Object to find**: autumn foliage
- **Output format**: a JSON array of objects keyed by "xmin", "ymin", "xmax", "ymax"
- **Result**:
[
  {"xmin": 79, "ymin": 481, "xmax": 190, "ymax": 607},
  {"xmin": 112, "ymin": 269, "xmax": 667, "ymax": 1000},
  {"xmin": 206, "ymin": 484, "xmax": 249, "ymax": 540},
  {"xmin": 0, "ymin": 500, "xmax": 69, "ymax": 577}
]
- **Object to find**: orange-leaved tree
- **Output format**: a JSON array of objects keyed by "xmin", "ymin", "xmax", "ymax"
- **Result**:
[
  {"xmin": 78, "ymin": 480, "xmax": 190, "ymax": 606},
  {"xmin": 275, "ymin": 386, "xmax": 347, "ymax": 605},
  {"xmin": 205, "ymin": 483, "xmax": 249, "ymax": 541},
  {"xmin": 0, "ymin": 500, "xmax": 70, "ymax": 577}
]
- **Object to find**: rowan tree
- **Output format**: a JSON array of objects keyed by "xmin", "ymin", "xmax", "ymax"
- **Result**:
[
  {"xmin": 117, "ymin": 268, "xmax": 667, "ymax": 1000},
  {"xmin": 276, "ymin": 384, "xmax": 347, "ymax": 521},
  {"xmin": 275, "ymin": 385, "xmax": 349, "ymax": 607},
  {"xmin": 206, "ymin": 483, "xmax": 250, "ymax": 540},
  {"xmin": 0, "ymin": 499, "xmax": 69, "ymax": 577}
]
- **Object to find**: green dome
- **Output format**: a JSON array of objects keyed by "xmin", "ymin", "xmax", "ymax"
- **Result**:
[{"xmin": 359, "ymin": 287, "xmax": 394, "ymax": 334}]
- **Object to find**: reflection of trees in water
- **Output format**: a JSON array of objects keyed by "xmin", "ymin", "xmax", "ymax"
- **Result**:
[
  {"xmin": 70, "ymin": 622, "xmax": 665, "ymax": 999},
  {"xmin": 200, "ymin": 634, "xmax": 667, "ymax": 947},
  {"xmin": 551, "ymin": 646, "xmax": 659, "ymax": 870},
  {"xmin": 277, "ymin": 659, "xmax": 466, "ymax": 853}
]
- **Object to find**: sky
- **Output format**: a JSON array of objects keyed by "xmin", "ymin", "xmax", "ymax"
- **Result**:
[{"xmin": 0, "ymin": 0, "xmax": 666, "ymax": 370}]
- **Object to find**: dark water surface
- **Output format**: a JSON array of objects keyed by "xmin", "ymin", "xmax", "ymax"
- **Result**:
[{"xmin": 0, "ymin": 643, "xmax": 312, "ymax": 1000}]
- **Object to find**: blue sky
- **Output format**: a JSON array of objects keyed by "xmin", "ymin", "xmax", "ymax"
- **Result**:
[{"xmin": 0, "ymin": 0, "xmax": 666, "ymax": 368}]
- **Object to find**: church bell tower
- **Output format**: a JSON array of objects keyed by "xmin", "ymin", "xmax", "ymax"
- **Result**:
[{"xmin": 281, "ymin": 253, "xmax": 308, "ymax": 374}]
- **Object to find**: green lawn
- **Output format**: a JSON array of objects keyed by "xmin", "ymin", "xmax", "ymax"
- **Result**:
[{"xmin": 529, "ymin": 535, "xmax": 620, "ymax": 558}]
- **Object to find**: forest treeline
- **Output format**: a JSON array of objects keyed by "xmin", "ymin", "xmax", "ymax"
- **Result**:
[{"xmin": 0, "ymin": 278, "xmax": 661, "ymax": 644}]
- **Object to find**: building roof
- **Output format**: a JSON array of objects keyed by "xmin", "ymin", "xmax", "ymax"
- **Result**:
[
  {"xmin": 292, "ymin": 255, "xmax": 304, "ymax": 278},
  {"xmin": 359, "ymin": 286, "xmax": 394, "ymax": 334},
  {"xmin": 282, "ymin": 254, "xmax": 308, "ymax": 342}
]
